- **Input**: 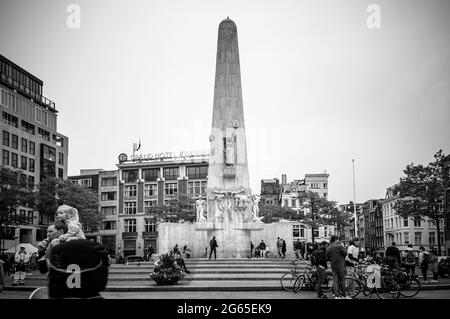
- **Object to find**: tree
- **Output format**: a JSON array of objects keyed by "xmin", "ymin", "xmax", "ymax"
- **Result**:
[
  {"xmin": 36, "ymin": 177, "xmax": 102, "ymax": 230},
  {"xmin": 259, "ymin": 204, "xmax": 301, "ymax": 223},
  {"xmin": 296, "ymin": 191, "xmax": 337, "ymax": 244},
  {"xmin": 146, "ymin": 194, "xmax": 197, "ymax": 223},
  {"xmin": 323, "ymin": 207, "xmax": 353, "ymax": 238},
  {"xmin": 0, "ymin": 167, "xmax": 35, "ymax": 249},
  {"xmin": 394, "ymin": 150, "xmax": 449, "ymax": 255}
]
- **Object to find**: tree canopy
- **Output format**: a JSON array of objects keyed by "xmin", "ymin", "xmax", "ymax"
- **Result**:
[
  {"xmin": 394, "ymin": 150, "xmax": 449, "ymax": 255},
  {"xmin": 36, "ymin": 177, "xmax": 102, "ymax": 230}
]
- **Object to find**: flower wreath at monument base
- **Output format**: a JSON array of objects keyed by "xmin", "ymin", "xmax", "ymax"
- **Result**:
[{"xmin": 150, "ymin": 253, "xmax": 185, "ymax": 285}]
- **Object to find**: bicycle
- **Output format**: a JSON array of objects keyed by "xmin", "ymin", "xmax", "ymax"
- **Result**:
[
  {"xmin": 386, "ymin": 267, "xmax": 421, "ymax": 297},
  {"xmin": 280, "ymin": 260, "xmax": 302, "ymax": 292},
  {"xmin": 363, "ymin": 264, "xmax": 400, "ymax": 299},
  {"xmin": 292, "ymin": 261, "xmax": 333, "ymax": 293}
]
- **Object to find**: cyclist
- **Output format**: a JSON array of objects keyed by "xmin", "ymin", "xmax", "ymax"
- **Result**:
[
  {"xmin": 345, "ymin": 239, "xmax": 360, "ymax": 272},
  {"xmin": 311, "ymin": 241, "xmax": 329, "ymax": 299}
]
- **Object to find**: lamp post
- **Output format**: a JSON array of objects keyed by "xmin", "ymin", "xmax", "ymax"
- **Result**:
[{"xmin": 352, "ymin": 159, "xmax": 358, "ymax": 239}]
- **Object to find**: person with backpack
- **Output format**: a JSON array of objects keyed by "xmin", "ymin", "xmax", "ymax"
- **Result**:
[
  {"xmin": 384, "ymin": 242, "xmax": 401, "ymax": 269},
  {"xmin": 418, "ymin": 246, "xmax": 429, "ymax": 284},
  {"xmin": 276, "ymin": 237, "xmax": 283, "ymax": 258},
  {"xmin": 403, "ymin": 244, "xmax": 417, "ymax": 275},
  {"xmin": 311, "ymin": 241, "xmax": 329, "ymax": 299},
  {"xmin": 209, "ymin": 236, "xmax": 218, "ymax": 260},
  {"xmin": 428, "ymin": 249, "xmax": 439, "ymax": 283}
]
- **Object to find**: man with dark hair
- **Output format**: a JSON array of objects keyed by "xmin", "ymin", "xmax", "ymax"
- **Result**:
[
  {"xmin": 326, "ymin": 235, "xmax": 349, "ymax": 299},
  {"xmin": 311, "ymin": 241, "xmax": 329, "ymax": 299},
  {"xmin": 385, "ymin": 242, "xmax": 401, "ymax": 269},
  {"xmin": 209, "ymin": 236, "xmax": 218, "ymax": 260},
  {"xmin": 46, "ymin": 239, "xmax": 110, "ymax": 298}
]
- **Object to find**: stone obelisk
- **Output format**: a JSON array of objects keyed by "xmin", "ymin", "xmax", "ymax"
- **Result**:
[{"xmin": 196, "ymin": 18, "xmax": 263, "ymax": 258}]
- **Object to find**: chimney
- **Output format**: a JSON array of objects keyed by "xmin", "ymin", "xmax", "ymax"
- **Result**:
[{"xmin": 281, "ymin": 174, "xmax": 287, "ymax": 186}]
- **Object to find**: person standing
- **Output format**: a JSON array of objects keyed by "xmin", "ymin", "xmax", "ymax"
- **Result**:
[
  {"xmin": 428, "ymin": 249, "xmax": 439, "ymax": 283},
  {"xmin": 209, "ymin": 236, "xmax": 218, "ymax": 260},
  {"xmin": 13, "ymin": 246, "xmax": 30, "ymax": 286},
  {"xmin": 281, "ymin": 239, "xmax": 287, "ymax": 259},
  {"xmin": 259, "ymin": 240, "xmax": 267, "ymax": 258},
  {"xmin": 276, "ymin": 237, "xmax": 283, "ymax": 258},
  {"xmin": 173, "ymin": 244, "xmax": 180, "ymax": 254},
  {"xmin": 345, "ymin": 239, "xmax": 360, "ymax": 273},
  {"xmin": 403, "ymin": 244, "xmax": 418, "ymax": 275},
  {"xmin": 250, "ymin": 242, "xmax": 254, "ymax": 259},
  {"xmin": 418, "ymin": 246, "xmax": 429, "ymax": 284},
  {"xmin": 311, "ymin": 241, "xmax": 329, "ymax": 299},
  {"xmin": 326, "ymin": 235, "xmax": 349, "ymax": 299},
  {"xmin": 384, "ymin": 242, "xmax": 401, "ymax": 269},
  {"xmin": 147, "ymin": 244, "xmax": 154, "ymax": 261}
]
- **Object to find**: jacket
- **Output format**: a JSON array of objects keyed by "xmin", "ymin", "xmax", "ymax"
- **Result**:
[
  {"xmin": 326, "ymin": 243, "xmax": 346, "ymax": 269},
  {"xmin": 312, "ymin": 248, "xmax": 328, "ymax": 269},
  {"xmin": 15, "ymin": 251, "xmax": 30, "ymax": 264}
]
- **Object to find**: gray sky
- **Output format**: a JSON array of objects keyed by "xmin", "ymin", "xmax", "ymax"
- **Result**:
[{"xmin": 1, "ymin": 0, "xmax": 449, "ymax": 205}]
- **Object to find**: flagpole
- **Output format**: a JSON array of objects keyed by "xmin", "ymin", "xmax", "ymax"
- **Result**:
[{"xmin": 352, "ymin": 159, "xmax": 358, "ymax": 239}]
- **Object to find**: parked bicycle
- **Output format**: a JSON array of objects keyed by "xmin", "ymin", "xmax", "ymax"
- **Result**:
[
  {"xmin": 362, "ymin": 264, "xmax": 400, "ymax": 299},
  {"xmin": 385, "ymin": 267, "xmax": 421, "ymax": 297},
  {"xmin": 292, "ymin": 261, "xmax": 333, "ymax": 293},
  {"xmin": 280, "ymin": 260, "xmax": 302, "ymax": 292}
]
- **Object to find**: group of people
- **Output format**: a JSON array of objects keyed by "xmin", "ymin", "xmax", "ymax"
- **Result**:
[
  {"xmin": 1, "ymin": 204, "xmax": 111, "ymax": 298},
  {"xmin": 384, "ymin": 242, "xmax": 440, "ymax": 283}
]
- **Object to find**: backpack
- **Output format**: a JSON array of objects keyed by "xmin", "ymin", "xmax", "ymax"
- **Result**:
[
  {"xmin": 311, "ymin": 250, "xmax": 320, "ymax": 266},
  {"xmin": 405, "ymin": 251, "xmax": 416, "ymax": 265}
]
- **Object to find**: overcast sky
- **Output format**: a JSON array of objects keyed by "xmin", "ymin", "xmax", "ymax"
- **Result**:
[{"xmin": 1, "ymin": 0, "xmax": 449, "ymax": 205}]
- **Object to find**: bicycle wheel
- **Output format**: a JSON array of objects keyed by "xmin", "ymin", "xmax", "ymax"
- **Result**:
[
  {"xmin": 375, "ymin": 278, "xmax": 400, "ymax": 299},
  {"xmin": 293, "ymin": 275, "xmax": 306, "ymax": 293},
  {"xmin": 322, "ymin": 272, "xmax": 333, "ymax": 292},
  {"xmin": 280, "ymin": 272, "xmax": 298, "ymax": 292},
  {"xmin": 344, "ymin": 276, "xmax": 362, "ymax": 298},
  {"xmin": 399, "ymin": 277, "xmax": 420, "ymax": 298}
]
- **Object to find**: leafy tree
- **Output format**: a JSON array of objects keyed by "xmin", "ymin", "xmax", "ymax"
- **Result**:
[
  {"xmin": 36, "ymin": 177, "xmax": 102, "ymax": 230},
  {"xmin": 394, "ymin": 150, "xmax": 449, "ymax": 255},
  {"xmin": 0, "ymin": 167, "xmax": 35, "ymax": 245},
  {"xmin": 147, "ymin": 194, "xmax": 196, "ymax": 223},
  {"xmin": 259, "ymin": 204, "xmax": 302, "ymax": 223},
  {"xmin": 323, "ymin": 206, "xmax": 353, "ymax": 238}
]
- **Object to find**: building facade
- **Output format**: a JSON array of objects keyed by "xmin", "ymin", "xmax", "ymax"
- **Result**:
[
  {"xmin": 382, "ymin": 185, "xmax": 443, "ymax": 253},
  {"xmin": 116, "ymin": 151, "xmax": 209, "ymax": 257},
  {"xmin": 0, "ymin": 55, "xmax": 68, "ymax": 252},
  {"xmin": 260, "ymin": 178, "xmax": 281, "ymax": 206},
  {"xmin": 338, "ymin": 202, "xmax": 363, "ymax": 247},
  {"xmin": 362, "ymin": 199, "xmax": 384, "ymax": 254}
]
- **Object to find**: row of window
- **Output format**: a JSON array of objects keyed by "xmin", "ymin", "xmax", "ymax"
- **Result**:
[
  {"xmin": 309, "ymin": 183, "xmax": 327, "ymax": 189},
  {"xmin": 123, "ymin": 219, "xmax": 157, "ymax": 233},
  {"xmin": 389, "ymin": 232, "xmax": 445, "ymax": 246},
  {"xmin": 2, "ymin": 150, "xmax": 35, "ymax": 172},
  {"xmin": 0, "ymin": 61, "xmax": 43, "ymax": 95},
  {"xmin": 122, "ymin": 166, "xmax": 208, "ymax": 183}
]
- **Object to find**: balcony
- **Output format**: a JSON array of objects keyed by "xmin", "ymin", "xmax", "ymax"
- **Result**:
[
  {"xmin": 142, "ymin": 231, "xmax": 158, "ymax": 238},
  {"xmin": 0, "ymin": 72, "xmax": 57, "ymax": 113},
  {"xmin": 122, "ymin": 232, "xmax": 137, "ymax": 238}
]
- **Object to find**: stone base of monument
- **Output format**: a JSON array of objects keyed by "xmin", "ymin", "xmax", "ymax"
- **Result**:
[
  {"xmin": 234, "ymin": 222, "xmax": 265, "ymax": 230},
  {"xmin": 195, "ymin": 222, "xmax": 224, "ymax": 231}
]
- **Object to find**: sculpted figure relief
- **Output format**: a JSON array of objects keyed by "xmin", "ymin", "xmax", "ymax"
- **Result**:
[
  {"xmin": 251, "ymin": 194, "xmax": 264, "ymax": 223},
  {"xmin": 196, "ymin": 196, "xmax": 207, "ymax": 223}
]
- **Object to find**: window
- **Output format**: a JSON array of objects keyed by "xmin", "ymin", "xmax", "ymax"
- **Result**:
[
  {"xmin": 414, "ymin": 232, "xmax": 422, "ymax": 245},
  {"xmin": 2, "ymin": 150, "xmax": 9, "ymax": 165},
  {"xmin": 11, "ymin": 152, "xmax": 18, "ymax": 167},
  {"xmin": 74, "ymin": 178, "xmax": 91, "ymax": 188},
  {"xmin": 101, "ymin": 177, "xmax": 117, "ymax": 187},
  {"xmin": 144, "ymin": 200, "xmax": 157, "ymax": 213},
  {"xmin": 58, "ymin": 153, "xmax": 64, "ymax": 165},
  {"xmin": 29, "ymin": 141, "xmax": 35, "ymax": 155},
  {"xmin": 310, "ymin": 183, "xmax": 319, "ymax": 189},
  {"xmin": 21, "ymin": 120, "xmax": 35, "ymax": 135},
  {"xmin": 323, "ymin": 193, "xmax": 327, "ymax": 198},
  {"xmin": 163, "ymin": 167, "xmax": 179, "ymax": 180},
  {"xmin": 164, "ymin": 182, "xmax": 178, "ymax": 196},
  {"xmin": 413, "ymin": 219, "xmax": 421, "ymax": 227},
  {"xmin": 142, "ymin": 168, "xmax": 159, "ymax": 181},
  {"xmin": 145, "ymin": 219, "xmax": 157, "ymax": 232},
  {"xmin": 186, "ymin": 165, "xmax": 208, "ymax": 179},
  {"xmin": 188, "ymin": 181, "xmax": 206, "ymax": 195},
  {"xmin": 404, "ymin": 232, "xmax": 409, "ymax": 244},
  {"xmin": 124, "ymin": 219, "xmax": 136, "ymax": 232},
  {"xmin": 293, "ymin": 225, "xmax": 300, "ymax": 237},
  {"xmin": 1, "ymin": 90, "xmax": 16, "ymax": 111},
  {"xmin": 124, "ymin": 202, "xmax": 137, "ymax": 215},
  {"xmin": 20, "ymin": 156, "xmax": 27, "ymax": 170},
  {"xmin": 201, "ymin": 181, "xmax": 207, "ymax": 194},
  {"xmin": 11, "ymin": 134, "xmax": 18, "ymax": 149},
  {"xmin": 440, "ymin": 232, "xmax": 444, "ymax": 244},
  {"xmin": 323, "ymin": 183, "xmax": 328, "ymax": 188},
  {"xmin": 21, "ymin": 138, "xmax": 27, "ymax": 152},
  {"xmin": 403, "ymin": 218, "xmax": 408, "ymax": 227},
  {"xmin": 124, "ymin": 185, "xmax": 137, "ymax": 197},
  {"xmin": 101, "ymin": 192, "xmax": 117, "ymax": 201},
  {"xmin": 58, "ymin": 168, "xmax": 63, "ymax": 179},
  {"xmin": 122, "ymin": 170, "xmax": 138, "ymax": 183},
  {"xmin": 35, "ymin": 107, "xmax": 48, "ymax": 125},
  {"xmin": 429, "ymin": 232, "xmax": 435, "ymax": 245},
  {"xmin": 28, "ymin": 176, "xmax": 34, "ymax": 188},
  {"xmin": 284, "ymin": 199, "xmax": 289, "ymax": 207},
  {"xmin": 101, "ymin": 206, "xmax": 117, "ymax": 215},
  {"xmin": 144, "ymin": 184, "xmax": 157, "ymax": 197},
  {"xmin": 38, "ymin": 127, "xmax": 50, "ymax": 141},
  {"xmin": 103, "ymin": 221, "xmax": 116, "ymax": 230},
  {"xmin": 2, "ymin": 130, "xmax": 9, "ymax": 146}
]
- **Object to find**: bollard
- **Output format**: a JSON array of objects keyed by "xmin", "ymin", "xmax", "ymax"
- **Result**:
[{"xmin": 0, "ymin": 259, "xmax": 5, "ymax": 292}]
